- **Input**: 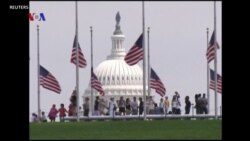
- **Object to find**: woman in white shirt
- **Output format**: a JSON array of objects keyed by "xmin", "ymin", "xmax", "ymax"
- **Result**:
[{"xmin": 109, "ymin": 97, "xmax": 117, "ymax": 117}]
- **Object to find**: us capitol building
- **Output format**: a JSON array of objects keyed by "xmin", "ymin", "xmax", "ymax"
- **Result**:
[{"xmin": 83, "ymin": 12, "xmax": 148, "ymax": 101}]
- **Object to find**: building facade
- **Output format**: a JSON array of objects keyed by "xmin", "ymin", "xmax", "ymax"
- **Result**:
[{"xmin": 83, "ymin": 12, "xmax": 148, "ymax": 103}]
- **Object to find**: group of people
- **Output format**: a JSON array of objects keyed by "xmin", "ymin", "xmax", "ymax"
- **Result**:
[
  {"xmin": 31, "ymin": 91, "xmax": 209, "ymax": 122},
  {"xmin": 32, "ymin": 110, "xmax": 52, "ymax": 122},
  {"xmin": 31, "ymin": 103, "xmax": 68, "ymax": 123},
  {"xmin": 194, "ymin": 93, "xmax": 208, "ymax": 114},
  {"xmin": 91, "ymin": 96, "xmax": 145, "ymax": 117},
  {"xmin": 82, "ymin": 91, "xmax": 203, "ymax": 117},
  {"xmin": 86, "ymin": 91, "xmax": 208, "ymax": 116},
  {"xmin": 46, "ymin": 90, "xmax": 81, "ymax": 122}
]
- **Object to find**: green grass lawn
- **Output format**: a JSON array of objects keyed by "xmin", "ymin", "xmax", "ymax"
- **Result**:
[{"xmin": 30, "ymin": 119, "xmax": 221, "ymax": 140}]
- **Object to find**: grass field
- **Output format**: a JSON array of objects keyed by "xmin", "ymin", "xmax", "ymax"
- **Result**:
[{"xmin": 30, "ymin": 119, "xmax": 221, "ymax": 139}]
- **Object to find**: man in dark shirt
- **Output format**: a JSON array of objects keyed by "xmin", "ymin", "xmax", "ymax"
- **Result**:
[
  {"xmin": 94, "ymin": 96, "xmax": 100, "ymax": 115},
  {"xmin": 139, "ymin": 97, "xmax": 144, "ymax": 115}
]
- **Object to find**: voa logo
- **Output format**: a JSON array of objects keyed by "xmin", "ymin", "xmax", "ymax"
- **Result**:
[{"xmin": 29, "ymin": 13, "xmax": 46, "ymax": 21}]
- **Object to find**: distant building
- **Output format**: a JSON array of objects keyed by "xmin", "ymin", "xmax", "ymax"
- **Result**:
[{"xmin": 83, "ymin": 12, "xmax": 147, "ymax": 102}]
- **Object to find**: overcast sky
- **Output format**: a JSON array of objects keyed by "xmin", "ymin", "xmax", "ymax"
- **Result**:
[{"xmin": 29, "ymin": 1, "xmax": 222, "ymax": 120}]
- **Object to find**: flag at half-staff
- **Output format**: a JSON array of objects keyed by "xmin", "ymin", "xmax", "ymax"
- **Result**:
[
  {"xmin": 150, "ymin": 68, "xmax": 166, "ymax": 97},
  {"xmin": 70, "ymin": 35, "xmax": 87, "ymax": 68},
  {"xmin": 40, "ymin": 65, "xmax": 61, "ymax": 94},
  {"xmin": 206, "ymin": 30, "xmax": 220, "ymax": 63},
  {"xmin": 209, "ymin": 69, "xmax": 222, "ymax": 93},
  {"xmin": 124, "ymin": 33, "xmax": 143, "ymax": 66},
  {"xmin": 91, "ymin": 72, "xmax": 104, "ymax": 96}
]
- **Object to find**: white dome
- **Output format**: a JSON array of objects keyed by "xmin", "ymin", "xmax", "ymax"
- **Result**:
[
  {"xmin": 83, "ymin": 12, "xmax": 146, "ymax": 101},
  {"xmin": 95, "ymin": 59, "xmax": 143, "ymax": 89},
  {"xmin": 84, "ymin": 59, "xmax": 144, "ymax": 98},
  {"xmin": 84, "ymin": 50, "xmax": 144, "ymax": 98},
  {"xmin": 95, "ymin": 60, "xmax": 142, "ymax": 86}
]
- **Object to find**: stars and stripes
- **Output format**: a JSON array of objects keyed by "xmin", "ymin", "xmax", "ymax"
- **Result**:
[
  {"xmin": 40, "ymin": 65, "xmax": 61, "ymax": 94},
  {"xmin": 210, "ymin": 69, "xmax": 222, "ymax": 93},
  {"xmin": 124, "ymin": 34, "xmax": 143, "ymax": 66},
  {"xmin": 150, "ymin": 68, "xmax": 166, "ymax": 97},
  {"xmin": 70, "ymin": 35, "xmax": 87, "ymax": 68},
  {"xmin": 206, "ymin": 30, "xmax": 220, "ymax": 63},
  {"xmin": 91, "ymin": 71, "xmax": 104, "ymax": 96}
]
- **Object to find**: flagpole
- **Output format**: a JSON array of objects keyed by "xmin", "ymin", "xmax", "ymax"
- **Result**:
[
  {"xmin": 37, "ymin": 25, "xmax": 41, "ymax": 122},
  {"xmin": 90, "ymin": 26, "xmax": 94, "ymax": 115},
  {"xmin": 214, "ymin": 1, "xmax": 218, "ymax": 119},
  {"xmin": 75, "ymin": 1, "xmax": 80, "ymax": 122},
  {"xmin": 147, "ymin": 27, "xmax": 151, "ymax": 97},
  {"xmin": 142, "ymin": 1, "xmax": 147, "ymax": 120},
  {"xmin": 206, "ymin": 27, "xmax": 210, "ymax": 114}
]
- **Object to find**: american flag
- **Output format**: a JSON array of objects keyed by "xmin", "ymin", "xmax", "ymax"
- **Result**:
[
  {"xmin": 150, "ymin": 68, "xmax": 166, "ymax": 97},
  {"xmin": 206, "ymin": 30, "xmax": 220, "ymax": 63},
  {"xmin": 210, "ymin": 69, "xmax": 222, "ymax": 94},
  {"xmin": 70, "ymin": 35, "xmax": 87, "ymax": 68},
  {"xmin": 40, "ymin": 65, "xmax": 61, "ymax": 94},
  {"xmin": 91, "ymin": 71, "xmax": 104, "ymax": 96},
  {"xmin": 124, "ymin": 34, "xmax": 143, "ymax": 66}
]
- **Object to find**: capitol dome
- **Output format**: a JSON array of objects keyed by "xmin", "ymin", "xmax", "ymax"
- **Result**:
[{"xmin": 83, "ymin": 12, "xmax": 146, "ymax": 100}]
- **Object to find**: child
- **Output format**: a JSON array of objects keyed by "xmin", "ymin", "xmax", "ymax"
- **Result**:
[
  {"xmin": 48, "ymin": 104, "xmax": 58, "ymax": 122},
  {"xmin": 31, "ymin": 113, "xmax": 38, "ymax": 122},
  {"xmin": 58, "ymin": 103, "xmax": 68, "ymax": 122},
  {"xmin": 83, "ymin": 97, "xmax": 90, "ymax": 117},
  {"xmin": 41, "ymin": 111, "xmax": 47, "ymax": 122}
]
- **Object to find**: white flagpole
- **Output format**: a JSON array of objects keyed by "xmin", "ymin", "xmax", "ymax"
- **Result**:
[
  {"xmin": 147, "ymin": 27, "xmax": 151, "ymax": 97},
  {"xmin": 75, "ymin": 1, "xmax": 80, "ymax": 122},
  {"xmin": 37, "ymin": 25, "xmax": 41, "ymax": 122},
  {"xmin": 142, "ymin": 1, "xmax": 147, "ymax": 120},
  {"xmin": 90, "ymin": 26, "xmax": 94, "ymax": 115},
  {"xmin": 214, "ymin": 1, "xmax": 218, "ymax": 119},
  {"xmin": 206, "ymin": 27, "xmax": 210, "ymax": 114}
]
